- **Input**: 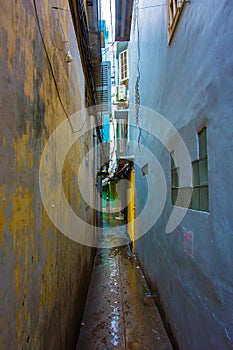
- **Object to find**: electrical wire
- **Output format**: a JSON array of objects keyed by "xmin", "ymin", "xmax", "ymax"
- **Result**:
[
  {"xmin": 132, "ymin": 5, "xmax": 142, "ymax": 152},
  {"xmin": 99, "ymin": 0, "xmax": 112, "ymax": 149},
  {"xmin": 134, "ymin": 0, "xmax": 142, "ymax": 149},
  {"xmin": 98, "ymin": 1, "xmax": 117, "ymax": 167},
  {"xmin": 109, "ymin": 0, "xmax": 116, "ymax": 84},
  {"xmin": 108, "ymin": 0, "xmax": 117, "ymax": 161},
  {"xmin": 139, "ymin": 0, "xmax": 191, "ymax": 9},
  {"xmin": 102, "ymin": 41, "xmax": 115, "ymax": 55},
  {"xmin": 139, "ymin": 3, "xmax": 167, "ymax": 9},
  {"xmin": 135, "ymin": 0, "xmax": 190, "ymax": 146},
  {"xmin": 33, "ymin": 0, "xmax": 87, "ymax": 133},
  {"xmin": 133, "ymin": 0, "xmax": 138, "ymax": 33},
  {"xmin": 110, "ymin": 114, "xmax": 116, "ymax": 161}
]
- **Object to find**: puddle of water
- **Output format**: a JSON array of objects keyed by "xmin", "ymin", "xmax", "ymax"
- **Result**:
[{"xmin": 110, "ymin": 310, "xmax": 121, "ymax": 347}]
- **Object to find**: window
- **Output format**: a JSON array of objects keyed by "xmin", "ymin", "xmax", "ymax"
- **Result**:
[
  {"xmin": 141, "ymin": 163, "xmax": 148, "ymax": 177},
  {"xmin": 119, "ymin": 50, "xmax": 128, "ymax": 82},
  {"xmin": 167, "ymin": 0, "xmax": 186, "ymax": 44},
  {"xmin": 170, "ymin": 127, "xmax": 209, "ymax": 211},
  {"xmin": 92, "ymin": 62, "xmax": 111, "ymax": 113},
  {"xmin": 190, "ymin": 128, "xmax": 209, "ymax": 211},
  {"xmin": 171, "ymin": 154, "xmax": 192, "ymax": 208},
  {"xmin": 171, "ymin": 152, "xmax": 179, "ymax": 205}
]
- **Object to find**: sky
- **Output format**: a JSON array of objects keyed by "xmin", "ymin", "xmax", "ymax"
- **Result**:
[{"xmin": 100, "ymin": 0, "xmax": 115, "ymax": 43}]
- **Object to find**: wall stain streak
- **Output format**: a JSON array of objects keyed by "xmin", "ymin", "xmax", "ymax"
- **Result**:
[{"xmin": 0, "ymin": 0, "xmax": 96, "ymax": 349}]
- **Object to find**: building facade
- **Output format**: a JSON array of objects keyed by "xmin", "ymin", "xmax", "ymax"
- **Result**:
[
  {"xmin": 128, "ymin": 0, "xmax": 233, "ymax": 349},
  {"xmin": 0, "ymin": 0, "xmax": 102, "ymax": 348}
]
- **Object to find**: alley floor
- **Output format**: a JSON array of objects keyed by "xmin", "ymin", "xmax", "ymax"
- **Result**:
[{"xmin": 76, "ymin": 215, "xmax": 173, "ymax": 350}]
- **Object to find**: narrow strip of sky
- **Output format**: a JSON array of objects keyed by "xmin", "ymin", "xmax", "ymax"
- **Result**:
[{"xmin": 100, "ymin": 0, "xmax": 115, "ymax": 43}]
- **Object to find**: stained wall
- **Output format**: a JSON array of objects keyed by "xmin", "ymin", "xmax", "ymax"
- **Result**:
[
  {"xmin": 0, "ymin": 1, "xmax": 96, "ymax": 349},
  {"xmin": 129, "ymin": 1, "xmax": 233, "ymax": 348}
]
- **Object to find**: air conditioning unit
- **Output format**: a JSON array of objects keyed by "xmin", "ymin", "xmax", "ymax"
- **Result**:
[{"xmin": 118, "ymin": 85, "xmax": 126, "ymax": 101}]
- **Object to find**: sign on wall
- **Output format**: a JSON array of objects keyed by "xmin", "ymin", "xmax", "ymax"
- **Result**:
[{"xmin": 183, "ymin": 228, "xmax": 194, "ymax": 258}]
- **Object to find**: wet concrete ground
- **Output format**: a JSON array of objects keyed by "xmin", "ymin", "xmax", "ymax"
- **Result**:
[{"xmin": 76, "ymin": 214, "xmax": 173, "ymax": 350}]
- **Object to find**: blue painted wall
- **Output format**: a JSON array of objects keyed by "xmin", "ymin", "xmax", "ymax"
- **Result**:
[{"xmin": 128, "ymin": 0, "xmax": 233, "ymax": 348}]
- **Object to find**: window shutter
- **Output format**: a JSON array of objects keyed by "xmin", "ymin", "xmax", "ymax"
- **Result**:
[{"xmin": 93, "ymin": 61, "xmax": 111, "ymax": 113}]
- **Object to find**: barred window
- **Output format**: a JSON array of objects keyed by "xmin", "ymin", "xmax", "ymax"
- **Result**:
[
  {"xmin": 190, "ymin": 128, "xmax": 209, "ymax": 211},
  {"xmin": 170, "ymin": 127, "xmax": 209, "ymax": 212}
]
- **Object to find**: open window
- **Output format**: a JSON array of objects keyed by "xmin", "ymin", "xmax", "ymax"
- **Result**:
[{"xmin": 168, "ymin": 0, "xmax": 186, "ymax": 44}]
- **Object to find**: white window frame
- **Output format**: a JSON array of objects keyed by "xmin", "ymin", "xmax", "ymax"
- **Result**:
[{"xmin": 119, "ymin": 49, "xmax": 129, "ymax": 82}]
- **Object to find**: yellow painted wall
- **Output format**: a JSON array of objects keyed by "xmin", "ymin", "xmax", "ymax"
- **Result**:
[
  {"xmin": 127, "ymin": 167, "xmax": 135, "ymax": 249},
  {"xmin": 0, "ymin": 1, "xmax": 95, "ymax": 349}
]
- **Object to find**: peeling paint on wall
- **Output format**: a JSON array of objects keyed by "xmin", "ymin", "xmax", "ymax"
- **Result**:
[{"xmin": 0, "ymin": 0, "xmax": 96, "ymax": 349}]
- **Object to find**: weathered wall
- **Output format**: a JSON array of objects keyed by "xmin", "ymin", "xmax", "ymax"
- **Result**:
[
  {"xmin": 0, "ymin": 0, "xmax": 96, "ymax": 349},
  {"xmin": 129, "ymin": 0, "xmax": 233, "ymax": 349}
]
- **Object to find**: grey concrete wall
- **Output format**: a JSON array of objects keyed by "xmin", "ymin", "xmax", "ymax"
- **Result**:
[
  {"xmin": 128, "ymin": 0, "xmax": 233, "ymax": 349},
  {"xmin": 0, "ymin": 1, "xmax": 95, "ymax": 349}
]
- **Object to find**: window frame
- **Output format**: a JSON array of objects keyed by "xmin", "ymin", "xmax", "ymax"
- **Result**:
[
  {"xmin": 170, "ymin": 127, "xmax": 209, "ymax": 212},
  {"xmin": 190, "ymin": 127, "xmax": 209, "ymax": 211},
  {"xmin": 119, "ymin": 49, "xmax": 129, "ymax": 82},
  {"xmin": 167, "ymin": 0, "xmax": 186, "ymax": 44},
  {"xmin": 171, "ymin": 153, "xmax": 179, "ymax": 205}
]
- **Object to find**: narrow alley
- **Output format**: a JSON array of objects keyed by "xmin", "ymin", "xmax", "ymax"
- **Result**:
[
  {"xmin": 0, "ymin": 0, "xmax": 233, "ymax": 349},
  {"xmin": 77, "ymin": 214, "xmax": 173, "ymax": 350}
]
